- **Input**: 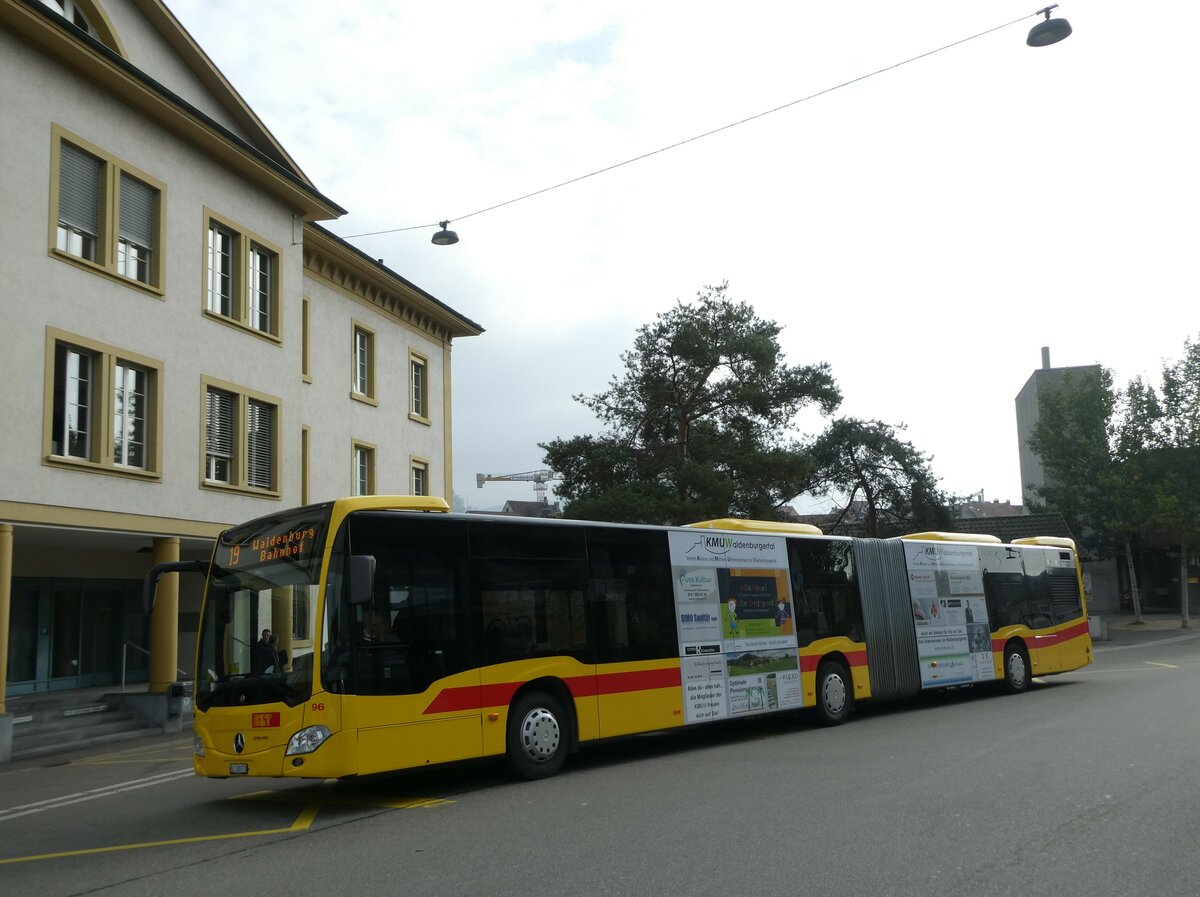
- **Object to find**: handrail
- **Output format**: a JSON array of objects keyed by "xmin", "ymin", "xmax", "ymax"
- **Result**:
[{"xmin": 121, "ymin": 640, "xmax": 189, "ymax": 692}]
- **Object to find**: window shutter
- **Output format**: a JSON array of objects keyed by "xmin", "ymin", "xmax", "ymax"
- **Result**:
[
  {"xmin": 119, "ymin": 173, "xmax": 155, "ymax": 248},
  {"xmin": 206, "ymin": 389, "xmax": 234, "ymax": 462},
  {"xmin": 246, "ymin": 399, "xmax": 275, "ymax": 489},
  {"xmin": 59, "ymin": 143, "xmax": 101, "ymax": 234}
]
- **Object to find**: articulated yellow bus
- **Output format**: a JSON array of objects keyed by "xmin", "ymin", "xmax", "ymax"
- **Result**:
[{"xmin": 156, "ymin": 496, "xmax": 1092, "ymax": 781}]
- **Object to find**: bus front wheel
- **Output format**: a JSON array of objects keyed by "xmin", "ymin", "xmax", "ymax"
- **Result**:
[
  {"xmin": 507, "ymin": 691, "xmax": 567, "ymax": 779},
  {"xmin": 1002, "ymin": 643, "xmax": 1031, "ymax": 694},
  {"xmin": 816, "ymin": 660, "xmax": 853, "ymax": 726}
]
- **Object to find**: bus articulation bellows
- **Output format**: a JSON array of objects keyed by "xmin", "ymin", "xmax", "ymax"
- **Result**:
[{"xmin": 169, "ymin": 496, "xmax": 1092, "ymax": 780}]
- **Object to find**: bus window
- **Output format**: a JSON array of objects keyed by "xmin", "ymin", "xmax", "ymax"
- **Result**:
[
  {"xmin": 1022, "ymin": 551, "xmax": 1056, "ymax": 630},
  {"xmin": 980, "ymin": 545, "xmax": 1028, "ymax": 627},
  {"xmin": 335, "ymin": 515, "xmax": 470, "ymax": 696},
  {"xmin": 787, "ymin": 540, "xmax": 863, "ymax": 647},
  {"xmin": 586, "ymin": 528, "xmax": 676, "ymax": 662},
  {"xmin": 479, "ymin": 559, "xmax": 588, "ymax": 664}
]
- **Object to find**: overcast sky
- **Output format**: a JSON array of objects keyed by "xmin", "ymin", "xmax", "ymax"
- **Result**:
[{"xmin": 169, "ymin": 1, "xmax": 1197, "ymax": 512}]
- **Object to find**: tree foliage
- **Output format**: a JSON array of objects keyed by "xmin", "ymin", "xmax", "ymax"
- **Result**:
[
  {"xmin": 805, "ymin": 418, "xmax": 954, "ymax": 537},
  {"xmin": 1026, "ymin": 367, "xmax": 1153, "ymax": 619},
  {"xmin": 1140, "ymin": 336, "xmax": 1200, "ymax": 626},
  {"xmin": 1029, "ymin": 337, "xmax": 1200, "ymax": 626},
  {"xmin": 541, "ymin": 284, "xmax": 841, "ymax": 524}
]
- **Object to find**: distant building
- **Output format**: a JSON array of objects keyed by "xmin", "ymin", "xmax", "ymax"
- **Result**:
[
  {"xmin": 473, "ymin": 501, "xmax": 564, "ymax": 519},
  {"xmin": 1014, "ymin": 347, "xmax": 1102, "ymax": 506},
  {"xmin": 958, "ymin": 498, "xmax": 1024, "ymax": 519}
]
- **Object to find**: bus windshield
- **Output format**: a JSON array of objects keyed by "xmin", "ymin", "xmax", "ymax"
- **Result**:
[{"xmin": 195, "ymin": 505, "xmax": 331, "ymax": 712}]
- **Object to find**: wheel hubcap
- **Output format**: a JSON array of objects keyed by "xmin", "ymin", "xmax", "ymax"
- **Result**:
[
  {"xmin": 823, "ymin": 673, "xmax": 846, "ymax": 714},
  {"xmin": 1008, "ymin": 653, "xmax": 1027, "ymax": 688},
  {"xmin": 519, "ymin": 708, "xmax": 561, "ymax": 762}
]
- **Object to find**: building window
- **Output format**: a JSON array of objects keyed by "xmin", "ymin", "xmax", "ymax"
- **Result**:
[
  {"xmin": 113, "ymin": 362, "xmax": 148, "ymax": 468},
  {"xmin": 411, "ymin": 459, "xmax": 428, "ymax": 496},
  {"xmin": 353, "ymin": 442, "xmax": 376, "ymax": 496},
  {"xmin": 301, "ymin": 298, "xmax": 312, "ymax": 383},
  {"xmin": 117, "ymin": 173, "xmax": 155, "ymax": 283},
  {"xmin": 352, "ymin": 324, "xmax": 376, "ymax": 401},
  {"xmin": 40, "ymin": 0, "xmax": 96, "ymax": 34},
  {"xmin": 301, "ymin": 426, "xmax": 311, "ymax": 506},
  {"xmin": 202, "ymin": 378, "xmax": 281, "ymax": 495},
  {"xmin": 409, "ymin": 352, "xmax": 429, "ymax": 423},
  {"xmin": 53, "ymin": 345, "xmax": 92, "ymax": 460},
  {"xmin": 44, "ymin": 329, "xmax": 161, "ymax": 477},
  {"xmin": 206, "ymin": 223, "xmax": 234, "ymax": 318},
  {"xmin": 51, "ymin": 127, "xmax": 164, "ymax": 290},
  {"xmin": 205, "ymin": 388, "xmax": 234, "ymax": 483},
  {"xmin": 202, "ymin": 210, "xmax": 281, "ymax": 339}
]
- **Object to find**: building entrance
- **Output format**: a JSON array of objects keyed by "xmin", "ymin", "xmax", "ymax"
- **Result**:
[{"xmin": 6, "ymin": 578, "xmax": 147, "ymax": 696}]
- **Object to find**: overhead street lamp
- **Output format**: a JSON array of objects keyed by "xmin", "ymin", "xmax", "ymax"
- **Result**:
[{"xmin": 1027, "ymin": 4, "xmax": 1073, "ymax": 47}]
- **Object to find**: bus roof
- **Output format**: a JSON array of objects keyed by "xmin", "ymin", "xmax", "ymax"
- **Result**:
[
  {"xmin": 1011, "ymin": 535, "xmax": 1077, "ymax": 551},
  {"xmin": 686, "ymin": 517, "xmax": 824, "ymax": 536},
  {"xmin": 899, "ymin": 531, "xmax": 1003, "ymax": 544},
  {"xmin": 334, "ymin": 495, "xmax": 451, "ymax": 513}
]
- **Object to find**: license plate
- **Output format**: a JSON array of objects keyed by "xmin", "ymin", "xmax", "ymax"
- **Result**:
[{"xmin": 229, "ymin": 763, "xmax": 249, "ymax": 775}]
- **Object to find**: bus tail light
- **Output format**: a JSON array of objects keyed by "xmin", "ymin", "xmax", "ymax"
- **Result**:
[{"xmin": 286, "ymin": 725, "xmax": 332, "ymax": 756}]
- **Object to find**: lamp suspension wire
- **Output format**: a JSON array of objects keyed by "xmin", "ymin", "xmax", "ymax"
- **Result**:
[{"xmin": 344, "ymin": 11, "xmax": 1037, "ymax": 241}]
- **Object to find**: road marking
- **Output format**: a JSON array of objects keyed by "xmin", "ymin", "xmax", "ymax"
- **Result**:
[
  {"xmin": 0, "ymin": 769, "xmax": 193, "ymax": 823},
  {"xmin": 0, "ymin": 823, "xmax": 305, "ymax": 866},
  {"xmin": 0, "ymin": 778, "xmax": 454, "ymax": 865},
  {"xmin": 1143, "ymin": 660, "xmax": 1179, "ymax": 669}
]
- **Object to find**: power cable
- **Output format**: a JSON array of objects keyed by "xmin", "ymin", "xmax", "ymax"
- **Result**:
[{"xmin": 344, "ymin": 11, "xmax": 1036, "ymax": 240}]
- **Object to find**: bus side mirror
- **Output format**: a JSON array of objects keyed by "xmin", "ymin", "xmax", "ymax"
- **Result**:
[
  {"xmin": 143, "ymin": 560, "xmax": 210, "ymax": 614},
  {"xmin": 348, "ymin": 554, "xmax": 376, "ymax": 606}
]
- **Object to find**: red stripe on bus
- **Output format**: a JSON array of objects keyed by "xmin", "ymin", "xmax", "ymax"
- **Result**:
[
  {"xmin": 422, "ymin": 666, "xmax": 682, "ymax": 715},
  {"xmin": 798, "ymin": 650, "xmax": 868, "ymax": 673},
  {"xmin": 990, "ymin": 619, "xmax": 1090, "ymax": 653}
]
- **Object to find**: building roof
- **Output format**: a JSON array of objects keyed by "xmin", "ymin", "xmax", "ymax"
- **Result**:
[
  {"xmin": 470, "ymin": 501, "xmax": 564, "ymax": 519},
  {"xmin": 951, "ymin": 513, "xmax": 1076, "ymax": 542},
  {"xmin": 5, "ymin": 0, "xmax": 346, "ymax": 219}
]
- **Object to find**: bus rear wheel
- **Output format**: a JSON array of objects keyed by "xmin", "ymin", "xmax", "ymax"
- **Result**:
[
  {"xmin": 1002, "ymin": 643, "xmax": 1031, "ymax": 694},
  {"xmin": 507, "ymin": 691, "xmax": 567, "ymax": 779},
  {"xmin": 816, "ymin": 660, "xmax": 853, "ymax": 726}
]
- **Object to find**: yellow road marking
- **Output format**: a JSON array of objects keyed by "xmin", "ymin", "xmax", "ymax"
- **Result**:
[
  {"xmin": 0, "ymin": 824, "xmax": 300, "ymax": 866},
  {"xmin": 0, "ymin": 779, "xmax": 451, "ymax": 865}
]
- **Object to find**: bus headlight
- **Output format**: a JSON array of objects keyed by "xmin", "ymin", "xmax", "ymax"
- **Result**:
[
  {"xmin": 194, "ymin": 734, "xmax": 206, "ymax": 757},
  {"xmin": 286, "ymin": 725, "xmax": 332, "ymax": 756}
]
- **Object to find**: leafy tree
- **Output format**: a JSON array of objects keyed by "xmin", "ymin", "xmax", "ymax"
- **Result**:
[
  {"xmin": 1145, "ymin": 336, "xmax": 1200, "ymax": 627},
  {"xmin": 1027, "ymin": 368, "xmax": 1154, "ymax": 622},
  {"xmin": 541, "ymin": 283, "xmax": 841, "ymax": 524},
  {"xmin": 803, "ymin": 418, "xmax": 954, "ymax": 537}
]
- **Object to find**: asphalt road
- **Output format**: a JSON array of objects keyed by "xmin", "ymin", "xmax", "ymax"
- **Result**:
[{"xmin": 2, "ymin": 627, "xmax": 1198, "ymax": 897}]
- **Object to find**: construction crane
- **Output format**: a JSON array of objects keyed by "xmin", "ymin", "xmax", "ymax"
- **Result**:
[{"xmin": 475, "ymin": 469, "xmax": 560, "ymax": 503}]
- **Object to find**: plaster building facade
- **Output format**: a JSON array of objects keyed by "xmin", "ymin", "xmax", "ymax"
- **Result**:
[{"xmin": 0, "ymin": 0, "xmax": 481, "ymax": 749}]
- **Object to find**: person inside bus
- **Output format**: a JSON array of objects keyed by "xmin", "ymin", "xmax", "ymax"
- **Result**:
[
  {"xmin": 362, "ymin": 609, "xmax": 398, "ymax": 643},
  {"xmin": 251, "ymin": 629, "xmax": 276, "ymax": 674}
]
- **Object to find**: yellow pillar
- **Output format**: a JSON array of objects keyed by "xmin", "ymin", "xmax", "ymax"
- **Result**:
[
  {"xmin": 0, "ymin": 524, "xmax": 12, "ymax": 715},
  {"xmin": 148, "ymin": 537, "xmax": 180, "ymax": 694},
  {"xmin": 272, "ymin": 587, "xmax": 294, "ymax": 671}
]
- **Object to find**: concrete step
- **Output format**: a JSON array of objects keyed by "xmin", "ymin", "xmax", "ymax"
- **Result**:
[{"xmin": 9, "ymin": 695, "xmax": 164, "ymax": 757}]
